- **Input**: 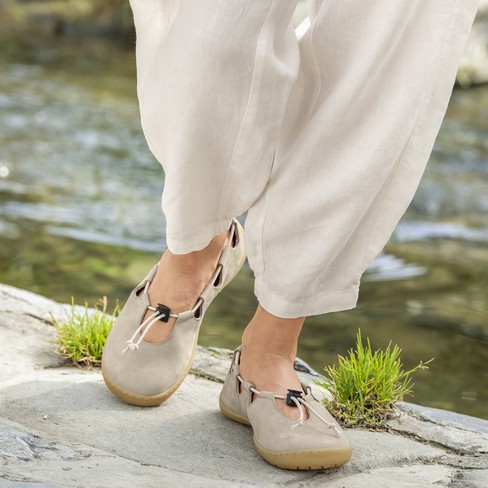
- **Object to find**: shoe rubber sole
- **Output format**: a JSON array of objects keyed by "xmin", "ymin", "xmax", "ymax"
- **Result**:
[
  {"xmin": 218, "ymin": 397, "xmax": 251, "ymax": 426},
  {"xmin": 219, "ymin": 398, "xmax": 352, "ymax": 470},
  {"xmin": 102, "ymin": 343, "xmax": 197, "ymax": 407},
  {"xmin": 102, "ymin": 222, "xmax": 247, "ymax": 407},
  {"xmin": 253, "ymin": 436, "xmax": 352, "ymax": 470}
]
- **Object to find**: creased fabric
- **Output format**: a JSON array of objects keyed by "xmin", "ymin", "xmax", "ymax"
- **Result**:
[{"xmin": 130, "ymin": 0, "xmax": 479, "ymax": 317}]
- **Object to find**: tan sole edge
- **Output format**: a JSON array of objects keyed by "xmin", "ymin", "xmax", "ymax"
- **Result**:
[
  {"xmin": 219, "ymin": 398, "xmax": 251, "ymax": 426},
  {"xmin": 253, "ymin": 436, "xmax": 352, "ymax": 470},
  {"xmin": 102, "ymin": 223, "xmax": 247, "ymax": 407},
  {"xmin": 102, "ymin": 344, "xmax": 197, "ymax": 407}
]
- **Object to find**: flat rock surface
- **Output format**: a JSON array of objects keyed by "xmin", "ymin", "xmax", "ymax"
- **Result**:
[{"xmin": 1, "ymin": 283, "xmax": 487, "ymax": 487}]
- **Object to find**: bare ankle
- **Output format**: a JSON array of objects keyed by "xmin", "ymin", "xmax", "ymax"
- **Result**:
[
  {"xmin": 241, "ymin": 305, "xmax": 304, "ymax": 361},
  {"xmin": 141, "ymin": 228, "xmax": 230, "ymax": 343}
]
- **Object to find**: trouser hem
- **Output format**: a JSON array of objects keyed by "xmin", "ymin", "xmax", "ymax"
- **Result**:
[
  {"xmin": 254, "ymin": 276, "xmax": 360, "ymax": 319},
  {"xmin": 166, "ymin": 217, "xmax": 234, "ymax": 254}
]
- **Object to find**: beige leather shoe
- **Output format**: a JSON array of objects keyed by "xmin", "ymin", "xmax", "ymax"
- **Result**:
[
  {"xmin": 219, "ymin": 346, "xmax": 352, "ymax": 470},
  {"xmin": 102, "ymin": 218, "xmax": 246, "ymax": 407}
]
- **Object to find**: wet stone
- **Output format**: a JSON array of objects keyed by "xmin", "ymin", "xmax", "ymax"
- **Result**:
[
  {"xmin": 0, "ymin": 425, "xmax": 37, "ymax": 462},
  {"xmin": 0, "ymin": 424, "xmax": 89, "ymax": 463}
]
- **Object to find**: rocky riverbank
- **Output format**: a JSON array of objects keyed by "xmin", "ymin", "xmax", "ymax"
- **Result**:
[{"xmin": 0, "ymin": 283, "xmax": 487, "ymax": 487}]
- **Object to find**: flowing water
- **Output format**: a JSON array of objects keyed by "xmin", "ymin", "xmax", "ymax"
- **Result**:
[{"xmin": 1, "ymin": 36, "xmax": 487, "ymax": 419}]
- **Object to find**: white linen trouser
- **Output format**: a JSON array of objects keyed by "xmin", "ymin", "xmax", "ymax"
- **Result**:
[{"xmin": 130, "ymin": 0, "xmax": 479, "ymax": 318}]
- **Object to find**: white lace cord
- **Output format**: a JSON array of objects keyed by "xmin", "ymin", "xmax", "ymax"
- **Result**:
[
  {"xmin": 293, "ymin": 397, "xmax": 342, "ymax": 436},
  {"xmin": 122, "ymin": 305, "xmax": 179, "ymax": 353},
  {"xmin": 122, "ymin": 310, "xmax": 162, "ymax": 353},
  {"xmin": 237, "ymin": 374, "xmax": 341, "ymax": 436}
]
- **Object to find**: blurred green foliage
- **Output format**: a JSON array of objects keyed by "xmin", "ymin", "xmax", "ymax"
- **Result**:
[{"xmin": 0, "ymin": 0, "xmax": 134, "ymax": 39}]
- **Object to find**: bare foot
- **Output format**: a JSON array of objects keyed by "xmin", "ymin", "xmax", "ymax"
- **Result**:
[
  {"xmin": 239, "ymin": 305, "xmax": 308, "ymax": 420},
  {"xmin": 141, "ymin": 226, "xmax": 231, "ymax": 342}
]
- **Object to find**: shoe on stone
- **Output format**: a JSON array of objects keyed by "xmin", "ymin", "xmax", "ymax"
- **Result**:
[
  {"xmin": 219, "ymin": 346, "xmax": 352, "ymax": 470},
  {"xmin": 102, "ymin": 218, "xmax": 246, "ymax": 407}
]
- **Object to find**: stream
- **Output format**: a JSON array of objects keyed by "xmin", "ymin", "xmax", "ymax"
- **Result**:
[{"xmin": 1, "ymin": 36, "xmax": 487, "ymax": 419}]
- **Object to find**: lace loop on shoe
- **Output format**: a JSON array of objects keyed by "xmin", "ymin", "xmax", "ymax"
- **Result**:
[
  {"xmin": 236, "ymin": 373, "xmax": 342, "ymax": 437},
  {"xmin": 122, "ymin": 284, "xmax": 179, "ymax": 353}
]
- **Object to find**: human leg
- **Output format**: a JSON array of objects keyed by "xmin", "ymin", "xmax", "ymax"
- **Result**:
[
  {"xmin": 103, "ymin": 1, "xmax": 302, "ymax": 402},
  {"xmin": 245, "ymin": 0, "xmax": 480, "ymax": 319},
  {"xmin": 133, "ymin": 0, "xmax": 302, "ymax": 341},
  {"xmin": 223, "ymin": 1, "xmax": 479, "ymax": 469},
  {"xmin": 238, "ymin": 0, "xmax": 479, "ymax": 428},
  {"xmin": 239, "ymin": 305, "xmax": 305, "ymax": 420}
]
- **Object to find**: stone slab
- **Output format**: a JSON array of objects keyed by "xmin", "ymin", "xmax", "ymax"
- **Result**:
[
  {"xmin": 0, "ymin": 421, "xmax": 255, "ymax": 488},
  {"xmin": 0, "ymin": 309, "xmax": 63, "ymax": 383},
  {"xmin": 449, "ymin": 468, "xmax": 488, "ymax": 488},
  {"xmin": 1, "ymin": 282, "xmax": 488, "ymax": 487},
  {"xmin": 308, "ymin": 464, "xmax": 453, "ymax": 488},
  {"xmin": 0, "ymin": 284, "xmax": 60, "ymax": 318},
  {"xmin": 0, "ymin": 368, "xmax": 447, "ymax": 487},
  {"xmin": 388, "ymin": 413, "xmax": 488, "ymax": 455},
  {"xmin": 0, "ymin": 482, "xmax": 65, "ymax": 488},
  {"xmin": 398, "ymin": 402, "xmax": 488, "ymax": 436}
]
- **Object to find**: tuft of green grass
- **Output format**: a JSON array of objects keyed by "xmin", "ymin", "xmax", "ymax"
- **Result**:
[
  {"xmin": 51, "ymin": 296, "xmax": 120, "ymax": 367},
  {"xmin": 316, "ymin": 329, "xmax": 433, "ymax": 429}
]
